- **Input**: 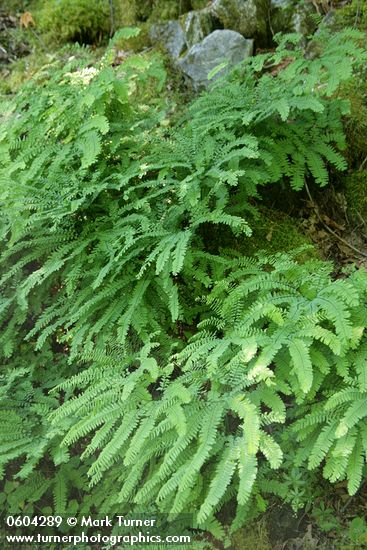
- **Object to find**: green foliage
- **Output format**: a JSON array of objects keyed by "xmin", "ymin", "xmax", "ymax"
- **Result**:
[
  {"xmin": 1, "ymin": 28, "xmax": 367, "ymax": 541},
  {"xmin": 312, "ymin": 501, "xmax": 342, "ymax": 533},
  {"xmin": 348, "ymin": 516, "xmax": 367, "ymax": 546},
  {"xmin": 1, "ymin": 30, "xmax": 361, "ymax": 359},
  {"xmin": 293, "ymin": 335, "xmax": 367, "ymax": 496},
  {"xmin": 0, "ymin": 344, "xmax": 91, "ymax": 517}
]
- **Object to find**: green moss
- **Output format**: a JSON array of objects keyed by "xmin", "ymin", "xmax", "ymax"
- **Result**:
[
  {"xmin": 244, "ymin": 209, "xmax": 318, "ymax": 258},
  {"xmin": 191, "ymin": 0, "xmax": 210, "ymax": 8},
  {"xmin": 118, "ymin": 0, "xmax": 193, "ymax": 25},
  {"xmin": 36, "ymin": 0, "xmax": 112, "ymax": 45},
  {"xmin": 148, "ymin": 0, "xmax": 192, "ymax": 22},
  {"xmin": 2, "ymin": 0, "xmax": 35, "ymax": 10},
  {"xmin": 0, "ymin": 53, "xmax": 48, "ymax": 94},
  {"xmin": 344, "ymin": 171, "xmax": 367, "ymax": 224},
  {"xmin": 134, "ymin": 0, "xmax": 153, "ymax": 21},
  {"xmin": 335, "ymin": 0, "xmax": 367, "ymax": 31},
  {"xmin": 231, "ymin": 520, "xmax": 271, "ymax": 550},
  {"xmin": 34, "ymin": 0, "xmax": 183, "ymax": 47},
  {"xmin": 339, "ymin": 69, "xmax": 367, "ymax": 168},
  {"xmin": 30, "ymin": 0, "xmax": 214, "ymax": 48},
  {"xmin": 201, "ymin": 208, "xmax": 317, "ymax": 259},
  {"xmin": 108, "ymin": 0, "xmax": 155, "ymax": 31}
]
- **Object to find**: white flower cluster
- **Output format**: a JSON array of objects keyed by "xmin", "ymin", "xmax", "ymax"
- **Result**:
[{"xmin": 65, "ymin": 67, "xmax": 99, "ymax": 85}]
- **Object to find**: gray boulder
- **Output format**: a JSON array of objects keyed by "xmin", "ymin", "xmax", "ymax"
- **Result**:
[
  {"xmin": 270, "ymin": 0, "xmax": 289, "ymax": 7},
  {"xmin": 180, "ymin": 8, "xmax": 215, "ymax": 48},
  {"xmin": 149, "ymin": 20, "xmax": 186, "ymax": 58},
  {"xmin": 291, "ymin": 4, "xmax": 318, "ymax": 35},
  {"xmin": 316, "ymin": 9, "xmax": 336, "ymax": 32},
  {"xmin": 211, "ymin": 0, "xmax": 258, "ymax": 37},
  {"xmin": 178, "ymin": 29, "xmax": 254, "ymax": 89}
]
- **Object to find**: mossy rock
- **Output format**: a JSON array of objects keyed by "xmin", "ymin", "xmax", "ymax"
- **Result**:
[
  {"xmin": 180, "ymin": 8, "xmax": 214, "ymax": 48},
  {"xmin": 344, "ymin": 171, "xmax": 367, "ymax": 225},
  {"xmin": 270, "ymin": 0, "xmax": 318, "ymax": 39},
  {"xmin": 211, "ymin": 0, "xmax": 272, "ymax": 46}
]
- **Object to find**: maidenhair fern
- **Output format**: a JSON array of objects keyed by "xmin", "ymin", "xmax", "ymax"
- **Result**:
[{"xmin": 48, "ymin": 250, "xmax": 367, "ymax": 531}]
